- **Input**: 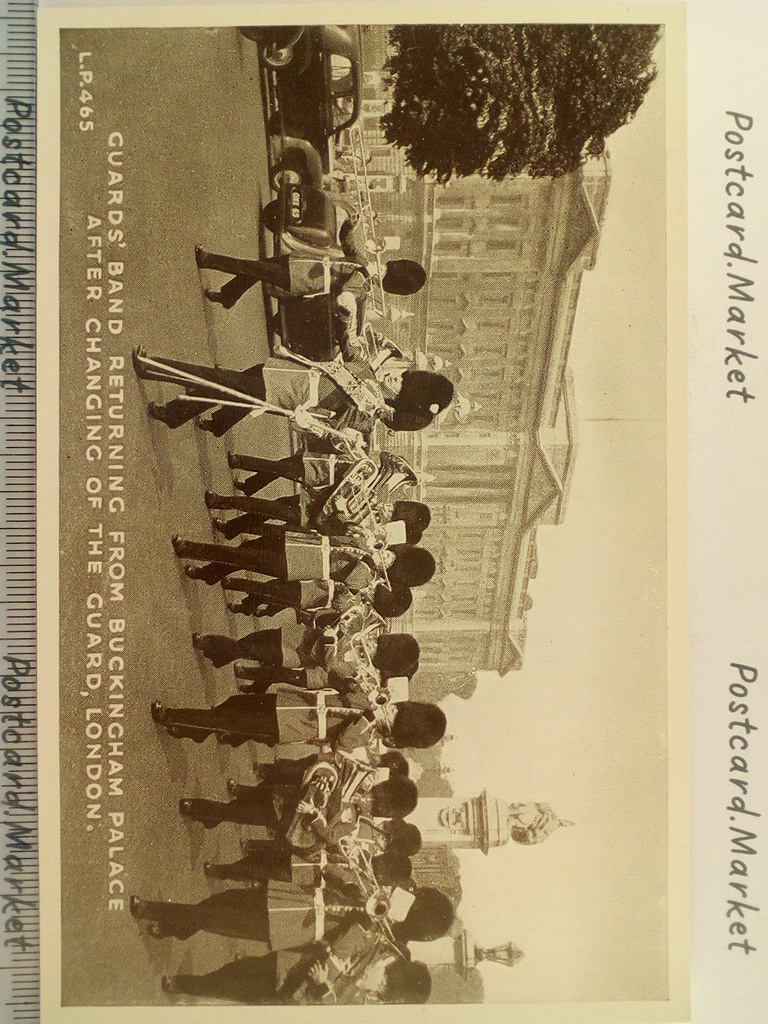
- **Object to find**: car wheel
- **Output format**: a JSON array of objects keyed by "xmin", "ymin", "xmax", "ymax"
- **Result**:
[
  {"xmin": 263, "ymin": 44, "xmax": 294, "ymax": 68},
  {"xmin": 261, "ymin": 200, "xmax": 281, "ymax": 234}
]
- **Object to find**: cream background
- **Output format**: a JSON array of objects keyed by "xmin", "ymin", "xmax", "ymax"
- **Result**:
[{"xmin": 688, "ymin": 2, "xmax": 768, "ymax": 1023}]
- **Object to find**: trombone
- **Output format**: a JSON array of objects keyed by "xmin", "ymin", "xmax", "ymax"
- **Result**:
[{"xmin": 342, "ymin": 124, "xmax": 387, "ymax": 317}]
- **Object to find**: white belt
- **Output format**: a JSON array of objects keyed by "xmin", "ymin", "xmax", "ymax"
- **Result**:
[
  {"xmin": 321, "ymin": 535, "xmax": 331, "ymax": 579},
  {"xmin": 314, "ymin": 888, "xmax": 326, "ymax": 940},
  {"xmin": 316, "ymin": 689, "xmax": 329, "ymax": 740},
  {"xmin": 307, "ymin": 369, "xmax": 320, "ymax": 407}
]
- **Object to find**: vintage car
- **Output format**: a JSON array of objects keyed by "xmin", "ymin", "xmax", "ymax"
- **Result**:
[{"xmin": 244, "ymin": 25, "xmax": 363, "ymax": 172}]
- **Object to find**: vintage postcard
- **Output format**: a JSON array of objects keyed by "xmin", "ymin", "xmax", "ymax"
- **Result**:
[{"xmin": 35, "ymin": 4, "xmax": 687, "ymax": 1021}]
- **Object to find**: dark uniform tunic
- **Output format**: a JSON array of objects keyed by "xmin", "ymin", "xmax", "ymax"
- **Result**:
[
  {"xmin": 154, "ymin": 686, "xmax": 376, "ymax": 757},
  {"xmin": 163, "ymin": 919, "xmax": 392, "ymax": 1004}
]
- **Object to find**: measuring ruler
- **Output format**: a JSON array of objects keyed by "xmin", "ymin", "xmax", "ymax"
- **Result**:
[{"xmin": 0, "ymin": 0, "xmax": 38, "ymax": 1021}]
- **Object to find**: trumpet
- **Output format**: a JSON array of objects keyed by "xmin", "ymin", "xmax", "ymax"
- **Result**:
[
  {"xmin": 335, "ymin": 830, "xmax": 382, "ymax": 904},
  {"xmin": 349, "ymin": 623, "xmax": 393, "ymax": 712},
  {"xmin": 332, "ymin": 832, "xmax": 403, "ymax": 954},
  {"xmin": 324, "ymin": 615, "xmax": 393, "ymax": 715}
]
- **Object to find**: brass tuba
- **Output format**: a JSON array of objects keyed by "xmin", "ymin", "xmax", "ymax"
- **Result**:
[{"xmin": 318, "ymin": 450, "xmax": 418, "ymax": 532}]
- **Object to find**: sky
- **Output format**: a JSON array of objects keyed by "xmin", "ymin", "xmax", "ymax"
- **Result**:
[{"xmin": 428, "ymin": 38, "xmax": 671, "ymax": 1004}]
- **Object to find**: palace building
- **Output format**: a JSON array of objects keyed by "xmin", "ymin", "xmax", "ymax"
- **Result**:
[{"xmin": 351, "ymin": 27, "xmax": 612, "ymax": 699}]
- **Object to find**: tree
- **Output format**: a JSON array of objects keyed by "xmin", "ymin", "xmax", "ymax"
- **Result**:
[{"xmin": 381, "ymin": 24, "xmax": 661, "ymax": 182}]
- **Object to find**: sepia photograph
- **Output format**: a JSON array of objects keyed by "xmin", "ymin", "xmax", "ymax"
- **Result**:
[{"xmin": 37, "ymin": 6, "xmax": 687, "ymax": 1019}]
